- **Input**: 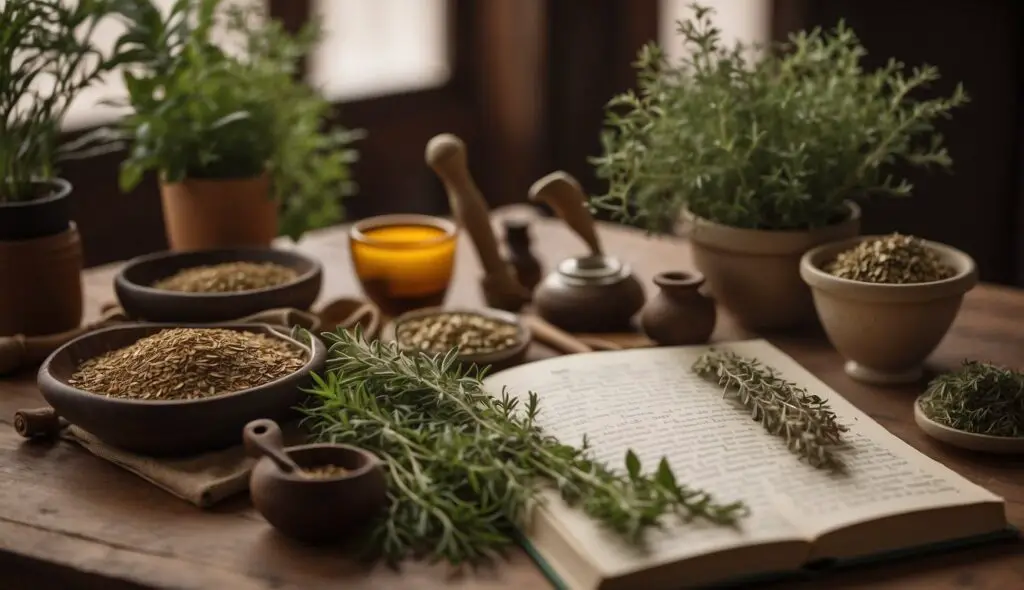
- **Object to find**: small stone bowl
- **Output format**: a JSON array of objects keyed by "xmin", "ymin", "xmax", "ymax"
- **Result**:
[
  {"xmin": 800, "ymin": 235, "xmax": 978, "ymax": 385},
  {"xmin": 243, "ymin": 419, "xmax": 388, "ymax": 545},
  {"xmin": 387, "ymin": 306, "xmax": 531, "ymax": 373}
]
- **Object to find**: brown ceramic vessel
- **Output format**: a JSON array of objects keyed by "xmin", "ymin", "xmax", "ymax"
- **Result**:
[
  {"xmin": 800, "ymin": 235, "xmax": 978, "ymax": 385},
  {"xmin": 160, "ymin": 174, "xmax": 277, "ymax": 251},
  {"xmin": 244, "ymin": 419, "xmax": 387, "ymax": 544},
  {"xmin": 37, "ymin": 323, "xmax": 327, "ymax": 456},
  {"xmin": 388, "ymin": 306, "xmax": 531, "ymax": 372},
  {"xmin": 114, "ymin": 247, "xmax": 322, "ymax": 323},
  {"xmin": 639, "ymin": 271, "xmax": 716, "ymax": 346},
  {"xmin": 0, "ymin": 222, "xmax": 83, "ymax": 337},
  {"xmin": 684, "ymin": 201, "xmax": 861, "ymax": 331}
]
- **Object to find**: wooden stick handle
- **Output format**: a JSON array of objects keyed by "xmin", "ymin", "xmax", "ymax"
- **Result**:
[
  {"xmin": 523, "ymin": 315, "xmax": 592, "ymax": 355},
  {"xmin": 529, "ymin": 171, "xmax": 602, "ymax": 256},
  {"xmin": 426, "ymin": 134, "xmax": 507, "ymax": 275},
  {"xmin": 14, "ymin": 407, "xmax": 67, "ymax": 440}
]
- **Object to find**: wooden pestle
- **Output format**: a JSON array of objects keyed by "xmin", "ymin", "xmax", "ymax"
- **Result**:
[
  {"xmin": 529, "ymin": 171, "xmax": 603, "ymax": 256},
  {"xmin": 425, "ymin": 134, "xmax": 530, "ymax": 311}
]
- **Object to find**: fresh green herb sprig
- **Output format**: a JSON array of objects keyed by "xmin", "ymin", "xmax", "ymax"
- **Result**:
[
  {"xmin": 920, "ymin": 360, "xmax": 1024, "ymax": 437},
  {"xmin": 693, "ymin": 350, "xmax": 849, "ymax": 469},
  {"xmin": 301, "ymin": 330, "xmax": 747, "ymax": 565},
  {"xmin": 591, "ymin": 3, "xmax": 968, "ymax": 232}
]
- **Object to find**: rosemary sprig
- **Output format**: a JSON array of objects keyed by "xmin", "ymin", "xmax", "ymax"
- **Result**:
[
  {"xmin": 301, "ymin": 329, "xmax": 748, "ymax": 566},
  {"xmin": 692, "ymin": 350, "xmax": 849, "ymax": 469},
  {"xmin": 920, "ymin": 360, "xmax": 1024, "ymax": 437}
]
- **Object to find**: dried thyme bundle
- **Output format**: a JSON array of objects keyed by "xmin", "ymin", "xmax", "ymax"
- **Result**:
[
  {"xmin": 826, "ymin": 233, "xmax": 954, "ymax": 284},
  {"xmin": 692, "ymin": 350, "xmax": 849, "ymax": 469},
  {"xmin": 919, "ymin": 360, "xmax": 1024, "ymax": 437},
  {"xmin": 301, "ymin": 330, "xmax": 747, "ymax": 565}
]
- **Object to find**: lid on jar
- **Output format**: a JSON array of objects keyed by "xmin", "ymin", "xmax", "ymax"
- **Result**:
[{"xmin": 556, "ymin": 254, "xmax": 629, "ymax": 286}]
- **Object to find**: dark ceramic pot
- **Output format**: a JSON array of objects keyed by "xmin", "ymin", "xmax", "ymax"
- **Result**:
[
  {"xmin": 0, "ymin": 178, "xmax": 73, "ymax": 241},
  {"xmin": 639, "ymin": 271, "xmax": 716, "ymax": 346},
  {"xmin": 114, "ymin": 247, "xmax": 323, "ymax": 323},
  {"xmin": 37, "ymin": 323, "xmax": 327, "ymax": 456}
]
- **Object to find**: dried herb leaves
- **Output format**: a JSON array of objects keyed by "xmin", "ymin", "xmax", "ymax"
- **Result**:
[
  {"xmin": 693, "ymin": 350, "xmax": 849, "ymax": 469},
  {"xmin": 920, "ymin": 360, "xmax": 1024, "ymax": 437},
  {"xmin": 826, "ymin": 233, "xmax": 954, "ymax": 284},
  {"xmin": 395, "ymin": 312, "xmax": 521, "ymax": 356},
  {"xmin": 69, "ymin": 328, "xmax": 306, "ymax": 400},
  {"xmin": 152, "ymin": 261, "xmax": 298, "ymax": 293}
]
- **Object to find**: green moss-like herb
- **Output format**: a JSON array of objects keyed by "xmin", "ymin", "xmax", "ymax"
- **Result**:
[
  {"xmin": 300, "ymin": 329, "xmax": 748, "ymax": 565},
  {"xmin": 920, "ymin": 360, "xmax": 1024, "ymax": 437},
  {"xmin": 591, "ymin": 3, "xmax": 968, "ymax": 232}
]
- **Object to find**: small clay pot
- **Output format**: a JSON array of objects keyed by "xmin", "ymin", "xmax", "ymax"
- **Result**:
[
  {"xmin": 533, "ymin": 255, "xmax": 646, "ymax": 333},
  {"xmin": 800, "ymin": 235, "xmax": 978, "ymax": 385},
  {"xmin": 684, "ymin": 201, "xmax": 861, "ymax": 331},
  {"xmin": 640, "ymin": 271, "xmax": 716, "ymax": 346},
  {"xmin": 0, "ymin": 222, "xmax": 83, "ymax": 337},
  {"xmin": 160, "ymin": 174, "xmax": 277, "ymax": 251},
  {"xmin": 244, "ymin": 419, "xmax": 388, "ymax": 545}
]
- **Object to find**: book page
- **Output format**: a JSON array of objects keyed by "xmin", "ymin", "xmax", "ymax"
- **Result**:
[{"xmin": 483, "ymin": 339, "xmax": 1002, "ymax": 576}]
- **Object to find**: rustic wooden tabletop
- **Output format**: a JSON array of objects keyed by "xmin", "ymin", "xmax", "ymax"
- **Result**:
[{"xmin": 1, "ymin": 205, "xmax": 1022, "ymax": 590}]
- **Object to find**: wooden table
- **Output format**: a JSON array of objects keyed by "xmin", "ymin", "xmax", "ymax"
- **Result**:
[{"xmin": 1, "ymin": 206, "xmax": 1022, "ymax": 590}]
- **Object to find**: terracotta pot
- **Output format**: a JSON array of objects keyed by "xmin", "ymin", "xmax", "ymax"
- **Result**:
[
  {"xmin": 640, "ymin": 271, "xmax": 716, "ymax": 346},
  {"xmin": 683, "ymin": 201, "xmax": 861, "ymax": 332},
  {"xmin": 800, "ymin": 236, "xmax": 977, "ymax": 385},
  {"xmin": 0, "ymin": 222, "xmax": 83, "ymax": 337},
  {"xmin": 0, "ymin": 178, "xmax": 73, "ymax": 240},
  {"xmin": 159, "ymin": 174, "xmax": 277, "ymax": 251}
]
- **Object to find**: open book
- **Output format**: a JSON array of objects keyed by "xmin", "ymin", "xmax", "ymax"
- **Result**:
[{"xmin": 482, "ymin": 339, "xmax": 1009, "ymax": 590}]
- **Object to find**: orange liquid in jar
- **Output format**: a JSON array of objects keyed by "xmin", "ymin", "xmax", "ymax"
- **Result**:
[{"xmin": 349, "ymin": 224, "xmax": 457, "ymax": 317}]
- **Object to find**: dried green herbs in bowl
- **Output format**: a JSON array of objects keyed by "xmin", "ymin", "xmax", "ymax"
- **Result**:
[
  {"xmin": 114, "ymin": 247, "xmax": 322, "ymax": 323},
  {"xmin": 388, "ymin": 307, "xmax": 531, "ymax": 373},
  {"xmin": 37, "ymin": 323, "xmax": 327, "ymax": 456}
]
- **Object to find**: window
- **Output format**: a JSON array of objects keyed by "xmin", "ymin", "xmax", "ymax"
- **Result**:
[{"xmin": 659, "ymin": 0, "xmax": 770, "ymax": 62}]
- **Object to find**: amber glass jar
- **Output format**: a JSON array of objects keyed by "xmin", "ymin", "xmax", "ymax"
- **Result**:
[{"xmin": 349, "ymin": 214, "xmax": 458, "ymax": 317}]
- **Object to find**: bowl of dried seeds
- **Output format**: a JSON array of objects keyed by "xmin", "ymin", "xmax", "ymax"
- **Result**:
[
  {"xmin": 114, "ymin": 247, "xmax": 322, "ymax": 323},
  {"xmin": 800, "ymin": 233, "xmax": 978, "ymax": 385},
  {"xmin": 388, "ymin": 307, "xmax": 530, "ymax": 372},
  {"xmin": 37, "ymin": 323, "xmax": 327, "ymax": 456}
]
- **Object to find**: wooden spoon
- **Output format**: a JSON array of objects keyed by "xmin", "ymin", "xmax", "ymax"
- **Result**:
[
  {"xmin": 243, "ymin": 419, "xmax": 301, "ymax": 475},
  {"xmin": 426, "ymin": 134, "xmax": 530, "ymax": 311},
  {"xmin": 529, "ymin": 171, "xmax": 602, "ymax": 256}
]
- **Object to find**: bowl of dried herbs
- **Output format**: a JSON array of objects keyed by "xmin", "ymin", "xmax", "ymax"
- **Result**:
[
  {"xmin": 37, "ymin": 323, "xmax": 326, "ymax": 456},
  {"xmin": 114, "ymin": 247, "xmax": 322, "ymax": 323},
  {"xmin": 800, "ymin": 233, "xmax": 977, "ymax": 385},
  {"xmin": 914, "ymin": 360, "xmax": 1024, "ymax": 454},
  {"xmin": 388, "ymin": 307, "xmax": 530, "ymax": 373}
]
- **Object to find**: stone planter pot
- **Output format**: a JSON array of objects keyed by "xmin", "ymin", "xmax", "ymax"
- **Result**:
[
  {"xmin": 160, "ymin": 174, "xmax": 277, "ymax": 251},
  {"xmin": 800, "ymin": 235, "xmax": 977, "ymax": 385},
  {"xmin": 0, "ymin": 178, "xmax": 73, "ymax": 241},
  {"xmin": 683, "ymin": 201, "xmax": 861, "ymax": 331}
]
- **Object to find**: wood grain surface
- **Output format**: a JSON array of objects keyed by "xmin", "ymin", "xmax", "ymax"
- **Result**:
[{"xmin": 1, "ymin": 205, "xmax": 1022, "ymax": 590}]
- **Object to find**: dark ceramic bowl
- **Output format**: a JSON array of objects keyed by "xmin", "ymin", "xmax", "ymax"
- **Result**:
[
  {"xmin": 114, "ymin": 247, "xmax": 323, "ymax": 323},
  {"xmin": 37, "ymin": 323, "xmax": 327, "ymax": 456},
  {"xmin": 387, "ymin": 307, "xmax": 531, "ymax": 373}
]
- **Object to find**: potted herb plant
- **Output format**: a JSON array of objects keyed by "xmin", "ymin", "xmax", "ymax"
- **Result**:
[
  {"xmin": 591, "ymin": 4, "xmax": 968, "ymax": 331},
  {"xmin": 0, "ymin": 0, "xmax": 115, "ymax": 336},
  {"xmin": 101, "ymin": 0, "xmax": 362, "ymax": 250}
]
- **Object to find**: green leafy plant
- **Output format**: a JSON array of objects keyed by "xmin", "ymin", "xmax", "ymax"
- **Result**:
[
  {"xmin": 692, "ymin": 350, "xmax": 849, "ymax": 469},
  {"xmin": 591, "ymin": 3, "xmax": 969, "ymax": 232},
  {"xmin": 97, "ymin": 0, "xmax": 362, "ymax": 239},
  {"xmin": 301, "ymin": 329, "xmax": 747, "ymax": 565},
  {"xmin": 0, "ymin": 0, "xmax": 116, "ymax": 202}
]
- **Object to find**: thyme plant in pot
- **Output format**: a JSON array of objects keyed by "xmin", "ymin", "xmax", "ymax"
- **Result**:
[
  {"xmin": 0, "ymin": 0, "xmax": 115, "ymax": 336},
  {"xmin": 591, "ymin": 4, "xmax": 968, "ymax": 331},
  {"xmin": 102, "ymin": 0, "xmax": 362, "ymax": 250}
]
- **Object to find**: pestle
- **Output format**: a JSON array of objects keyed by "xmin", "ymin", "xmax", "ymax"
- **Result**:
[
  {"xmin": 529, "ymin": 171, "xmax": 603, "ymax": 256},
  {"xmin": 243, "ymin": 419, "xmax": 301, "ymax": 475},
  {"xmin": 425, "ymin": 133, "xmax": 531, "ymax": 311}
]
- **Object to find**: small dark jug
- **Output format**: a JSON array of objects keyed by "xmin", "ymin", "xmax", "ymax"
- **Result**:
[{"xmin": 640, "ymin": 271, "xmax": 716, "ymax": 346}]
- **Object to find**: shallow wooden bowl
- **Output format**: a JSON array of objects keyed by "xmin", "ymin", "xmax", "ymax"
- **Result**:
[
  {"xmin": 914, "ymin": 399, "xmax": 1024, "ymax": 454},
  {"xmin": 387, "ymin": 307, "xmax": 531, "ymax": 373},
  {"xmin": 37, "ymin": 323, "xmax": 327, "ymax": 456},
  {"xmin": 114, "ymin": 247, "xmax": 322, "ymax": 323}
]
